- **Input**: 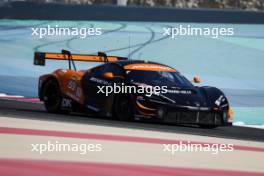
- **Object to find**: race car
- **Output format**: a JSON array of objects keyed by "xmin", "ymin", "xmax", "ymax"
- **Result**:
[{"xmin": 34, "ymin": 49, "xmax": 233, "ymax": 128}]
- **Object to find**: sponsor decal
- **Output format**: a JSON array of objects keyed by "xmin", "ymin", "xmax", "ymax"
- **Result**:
[
  {"xmin": 61, "ymin": 98, "xmax": 72, "ymax": 108},
  {"xmin": 90, "ymin": 77, "xmax": 110, "ymax": 85},
  {"xmin": 66, "ymin": 78, "xmax": 82, "ymax": 102},
  {"xmin": 215, "ymin": 95, "xmax": 225, "ymax": 106},
  {"xmin": 124, "ymin": 64, "xmax": 176, "ymax": 72}
]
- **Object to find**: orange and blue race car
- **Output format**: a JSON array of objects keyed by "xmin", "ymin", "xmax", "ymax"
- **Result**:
[{"xmin": 34, "ymin": 49, "xmax": 233, "ymax": 128}]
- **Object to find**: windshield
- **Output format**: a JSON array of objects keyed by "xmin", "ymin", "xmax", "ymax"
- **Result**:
[{"xmin": 126, "ymin": 70, "xmax": 193, "ymax": 87}]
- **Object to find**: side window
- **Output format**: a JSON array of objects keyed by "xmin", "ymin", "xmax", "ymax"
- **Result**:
[
  {"xmin": 99, "ymin": 64, "xmax": 123, "ymax": 77},
  {"xmin": 104, "ymin": 64, "xmax": 123, "ymax": 76},
  {"xmin": 87, "ymin": 63, "xmax": 124, "ymax": 79},
  {"xmin": 90, "ymin": 65, "xmax": 106, "ymax": 77}
]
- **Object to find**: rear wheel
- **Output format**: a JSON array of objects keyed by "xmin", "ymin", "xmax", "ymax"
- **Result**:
[
  {"xmin": 114, "ymin": 94, "xmax": 133, "ymax": 121},
  {"xmin": 42, "ymin": 79, "xmax": 65, "ymax": 113}
]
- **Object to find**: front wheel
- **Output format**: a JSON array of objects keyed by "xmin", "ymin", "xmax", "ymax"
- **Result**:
[{"xmin": 113, "ymin": 94, "xmax": 134, "ymax": 121}]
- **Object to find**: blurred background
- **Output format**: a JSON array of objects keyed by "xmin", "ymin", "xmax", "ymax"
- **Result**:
[{"xmin": 1, "ymin": 0, "xmax": 263, "ymax": 11}]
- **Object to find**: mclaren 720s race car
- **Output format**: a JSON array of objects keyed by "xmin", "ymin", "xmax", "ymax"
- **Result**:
[{"xmin": 34, "ymin": 49, "xmax": 233, "ymax": 128}]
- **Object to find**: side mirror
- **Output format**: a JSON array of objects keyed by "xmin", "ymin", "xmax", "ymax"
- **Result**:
[
  {"xmin": 193, "ymin": 76, "xmax": 201, "ymax": 83},
  {"xmin": 102, "ymin": 72, "xmax": 125, "ymax": 80},
  {"xmin": 102, "ymin": 72, "xmax": 114, "ymax": 79}
]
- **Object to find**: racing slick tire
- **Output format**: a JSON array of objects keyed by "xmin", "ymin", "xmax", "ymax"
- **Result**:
[
  {"xmin": 114, "ymin": 94, "xmax": 133, "ymax": 121},
  {"xmin": 42, "ymin": 79, "xmax": 68, "ymax": 114}
]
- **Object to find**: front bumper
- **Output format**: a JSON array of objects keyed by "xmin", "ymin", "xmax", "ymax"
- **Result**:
[
  {"xmin": 164, "ymin": 110, "xmax": 221, "ymax": 125},
  {"xmin": 136, "ymin": 97, "xmax": 232, "ymax": 126},
  {"xmin": 157, "ymin": 105, "xmax": 230, "ymax": 126}
]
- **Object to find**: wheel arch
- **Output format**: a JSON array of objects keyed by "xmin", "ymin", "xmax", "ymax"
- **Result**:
[
  {"xmin": 200, "ymin": 86, "xmax": 229, "ymax": 108},
  {"xmin": 111, "ymin": 93, "xmax": 134, "ymax": 120},
  {"xmin": 200, "ymin": 86, "xmax": 233, "ymax": 123},
  {"xmin": 39, "ymin": 75, "xmax": 61, "ymax": 101}
]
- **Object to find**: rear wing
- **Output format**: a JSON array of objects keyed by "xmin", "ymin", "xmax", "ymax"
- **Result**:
[{"xmin": 34, "ymin": 50, "xmax": 127, "ymax": 70}]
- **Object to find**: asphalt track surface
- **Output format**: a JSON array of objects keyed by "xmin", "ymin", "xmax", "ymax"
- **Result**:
[
  {"xmin": 0, "ymin": 99, "xmax": 263, "ymax": 142},
  {"xmin": 1, "ymin": 98, "xmax": 264, "ymax": 176}
]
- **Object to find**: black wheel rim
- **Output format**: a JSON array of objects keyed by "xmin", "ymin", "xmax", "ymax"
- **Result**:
[{"xmin": 116, "ymin": 96, "xmax": 131, "ymax": 118}]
